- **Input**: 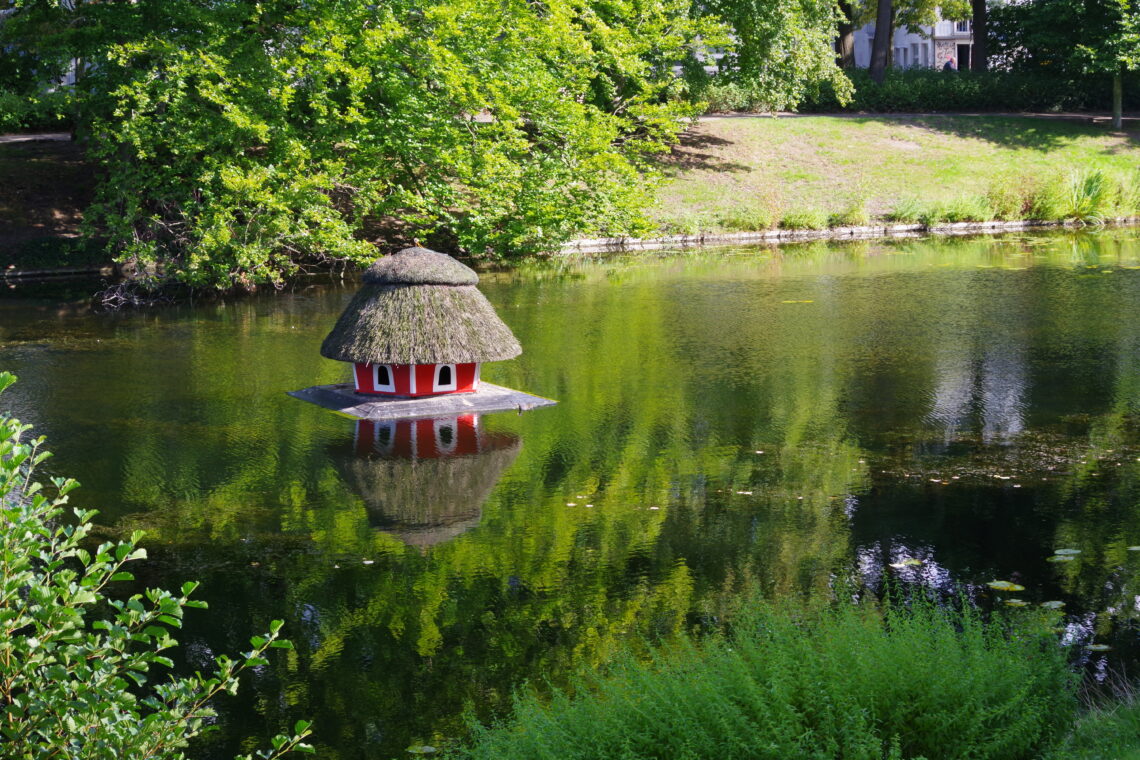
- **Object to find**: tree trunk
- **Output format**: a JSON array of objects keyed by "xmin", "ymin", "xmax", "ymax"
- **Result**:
[
  {"xmin": 869, "ymin": 0, "xmax": 892, "ymax": 84},
  {"xmin": 835, "ymin": 0, "xmax": 856, "ymax": 68},
  {"xmin": 1113, "ymin": 68, "xmax": 1123, "ymax": 131},
  {"xmin": 970, "ymin": 0, "xmax": 988, "ymax": 71}
]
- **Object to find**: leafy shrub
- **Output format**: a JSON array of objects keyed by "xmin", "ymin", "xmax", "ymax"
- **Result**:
[
  {"xmin": 455, "ymin": 596, "xmax": 1076, "ymax": 760},
  {"xmin": 830, "ymin": 198, "xmax": 871, "ymax": 227},
  {"xmin": 780, "ymin": 207, "xmax": 829, "ymax": 230},
  {"xmin": 0, "ymin": 371, "xmax": 312, "ymax": 760},
  {"xmin": 0, "ymin": 89, "xmax": 73, "ymax": 132}
]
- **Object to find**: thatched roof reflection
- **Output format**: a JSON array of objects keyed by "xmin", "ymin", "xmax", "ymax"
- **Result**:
[{"xmin": 331, "ymin": 417, "xmax": 521, "ymax": 548}]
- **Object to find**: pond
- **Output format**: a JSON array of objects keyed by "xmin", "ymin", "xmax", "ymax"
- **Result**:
[{"xmin": 4, "ymin": 230, "xmax": 1140, "ymax": 758}]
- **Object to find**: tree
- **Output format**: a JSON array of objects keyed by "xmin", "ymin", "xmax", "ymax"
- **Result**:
[
  {"xmin": 869, "ymin": 0, "xmax": 893, "ymax": 83},
  {"xmin": 0, "ymin": 371, "xmax": 313, "ymax": 759},
  {"xmin": 1, "ymin": 0, "xmax": 722, "ymax": 290},
  {"xmin": 989, "ymin": 0, "xmax": 1140, "ymax": 129},
  {"xmin": 700, "ymin": 0, "xmax": 853, "ymax": 108},
  {"xmin": 971, "ymin": 0, "xmax": 989, "ymax": 71}
]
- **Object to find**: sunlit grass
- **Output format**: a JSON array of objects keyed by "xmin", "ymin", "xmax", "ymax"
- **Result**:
[{"xmin": 656, "ymin": 115, "xmax": 1140, "ymax": 233}]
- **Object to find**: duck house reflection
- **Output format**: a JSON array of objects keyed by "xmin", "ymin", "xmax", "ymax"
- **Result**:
[{"xmin": 333, "ymin": 414, "xmax": 522, "ymax": 548}]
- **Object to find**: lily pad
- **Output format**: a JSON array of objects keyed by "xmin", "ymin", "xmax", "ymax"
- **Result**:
[
  {"xmin": 1040, "ymin": 601, "xmax": 1066, "ymax": 610},
  {"xmin": 1004, "ymin": 599, "xmax": 1029, "ymax": 607},
  {"xmin": 1086, "ymin": 644, "xmax": 1113, "ymax": 652},
  {"xmin": 1128, "ymin": 546, "xmax": 1140, "ymax": 551},
  {"xmin": 407, "ymin": 746, "xmax": 437, "ymax": 755},
  {"xmin": 889, "ymin": 558, "xmax": 923, "ymax": 568},
  {"xmin": 987, "ymin": 580, "xmax": 1026, "ymax": 592},
  {"xmin": 1047, "ymin": 555, "xmax": 1076, "ymax": 563},
  {"xmin": 1053, "ymin": 548, "xmax": 1082, "ymax": 555}
]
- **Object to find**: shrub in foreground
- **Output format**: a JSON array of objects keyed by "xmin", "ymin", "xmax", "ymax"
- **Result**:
[
  {"xmin": 455, "ymin": 597, "xmax": 1076, "ymax": 760},
  {"xmin": 0, "ymin": 371, "xmax": 312, "ymax": 760}
]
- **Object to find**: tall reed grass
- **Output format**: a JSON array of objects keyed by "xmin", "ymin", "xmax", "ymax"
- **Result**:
[{"xmin": 453, "ymin": 597, "xmax": 1076, "ymax": 760}]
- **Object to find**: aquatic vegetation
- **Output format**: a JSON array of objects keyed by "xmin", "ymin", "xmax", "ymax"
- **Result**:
[
  {"xmin": 1042, "ymin": 601, "xmax": 1067, "ymax": 610},
  {"xmin": 987, "ymin": 580, "xmax": 1027, "ymax": 592}
]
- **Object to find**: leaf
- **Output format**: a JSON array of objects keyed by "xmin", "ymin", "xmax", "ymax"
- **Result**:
[
  {"xmin": 1052, "ymin": 548, "xmax": 1082, "ymax": 555},
  {"xmin": 986, "ymin": 580, "xmax": 1026, "ymax": 592}
]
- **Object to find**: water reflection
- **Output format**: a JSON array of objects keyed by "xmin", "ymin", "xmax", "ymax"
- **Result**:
[
  {"xmin": 7, "ymin": 231, "xmax": 1140, "ymax": 756},
  {"xmin": 333, "ymin": 415, "xmax": 522, "ymax": 548}
]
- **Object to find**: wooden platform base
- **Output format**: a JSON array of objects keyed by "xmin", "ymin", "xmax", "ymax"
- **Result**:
[{"xmin": 287, "ymin": 383, "xmax": 557, "ymax": 420}]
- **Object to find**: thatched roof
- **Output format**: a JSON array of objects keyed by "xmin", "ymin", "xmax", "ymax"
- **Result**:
[
  {"xmin": 332, "ymin": 432, "xmax": 522, "ymax": 548},
  {"xmin": 321, "ymin": 247, "xmax": 521, "ymax": 365}
]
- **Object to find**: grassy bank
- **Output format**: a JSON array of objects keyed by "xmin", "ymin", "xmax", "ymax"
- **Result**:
[
  {"xmin": 657, "ymin": 115, "xmax": 1140, "ymax": 235},
  {"xmin": 451, "ymin": 597, "xmax": 1139, "ymax": 760}
]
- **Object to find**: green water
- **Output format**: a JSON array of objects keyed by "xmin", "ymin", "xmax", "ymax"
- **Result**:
[{"xmin": 4, "ymin": 231, "xmax": 1140, "ymax": 757}]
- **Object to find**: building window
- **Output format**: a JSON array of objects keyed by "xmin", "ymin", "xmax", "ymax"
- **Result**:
[
  {"xmin": 955, "ymin": 20, "xmax": 971, "ymax": 32},
  {"xmin": 434, "ymin": 363, "xmax": 457, "ymax": 392},
  {"xmin": 373, "ymin": 364, "xmax": 395, "ymax": 392}
]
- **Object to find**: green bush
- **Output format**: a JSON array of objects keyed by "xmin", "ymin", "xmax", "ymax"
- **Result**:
[
  {"xmin": 0, "ymin": 88, "xmax": 73, "ymax": 133},
  {"xmin": 455, "ymin": 597, "xmax": 1077, "ymax": 760},
  {"xmin": 780, "ymin": 207, "xmax": 829, "ymax": 230},
  {"xmin": 0, "ymin": 371, "xmax": 312, "ymax": 760},
  {"xmin": 799, "ymin": 68, "xmax": 1132, "ymax": 113}
]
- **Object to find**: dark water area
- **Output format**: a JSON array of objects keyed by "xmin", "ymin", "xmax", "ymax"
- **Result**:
[{"xmin": 4, "ymin": 231, "xmax": 1140, "ymax": 757}]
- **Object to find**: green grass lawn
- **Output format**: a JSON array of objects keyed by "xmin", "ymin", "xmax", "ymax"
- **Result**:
[{"xmin": 655, "ymin": 114, "xmax": 1140, "ymax": 232}]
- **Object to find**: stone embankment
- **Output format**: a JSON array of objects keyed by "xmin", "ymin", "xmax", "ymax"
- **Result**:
[{"xmin": 562, "ymin": 218, "xmax": 1137, "ymax": 254}]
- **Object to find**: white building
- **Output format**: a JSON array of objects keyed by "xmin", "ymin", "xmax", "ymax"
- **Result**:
[{"xmin": 853, "ymin": 18, "xmax": 975, "ymax": 70}]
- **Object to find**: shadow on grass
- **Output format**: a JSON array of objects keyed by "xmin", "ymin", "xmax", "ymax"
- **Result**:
[{"xmin": 661, "ymin": 130, "xmax": 753, "ymax": 174}]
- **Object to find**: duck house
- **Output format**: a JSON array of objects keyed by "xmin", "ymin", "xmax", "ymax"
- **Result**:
[{"xmin": 289, "ymin": 247, "xmax": 556, "ymax": 420}]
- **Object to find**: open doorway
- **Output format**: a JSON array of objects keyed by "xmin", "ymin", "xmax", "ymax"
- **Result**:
[{"xmin": 957, "ymin": 43, "xmax": 971, "ymax": 70}]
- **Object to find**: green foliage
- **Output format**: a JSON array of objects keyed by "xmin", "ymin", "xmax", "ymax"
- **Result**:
[
  {"xmin": 0, "ymin": 89, "xmax": 73, "ymax": 132},
  {"xmin": 690, "ymin": 0, "xmax": 852, "ymax": 112},
  {"xmin": 4, "ymin": 0, "xmax": 721, "ymax": 289},
  {"xmin": 990, "ymin": 0, "xmax": 1140, "ymax": 77},
  {"xmin": 0, "ymin": 371, "xmax": 313, "ymax": 759},
  {"xmin": 800, "ymin": 68, "xmax": 1131, "ymax": 113},
  {"xmin": 986, "ymin": 176, "xmax": 1034, "ymax": 221},
  {"xmin": 1063, "ymin": 170, "xmax": 1116, "ymax": 224},
  {"xmin": 454, "ymin": 596, "xmax": 1077, "ymax": 760},
  {"xmin": 717, "ymin": 204, "xmax": 778, "ymax": 231},
  {"xmin": 780, "ymin": 207, "xmax": 829, "ymax": 230},
  {"xmin": 1049, "ymin": 691, "xmax": 1140, "ymax": 760},
  {"xmin": 886, "ymin": 197, "xmax": 924, "ymax": 224},
  {"xmin": 830, "ymin": 198, "xmax": 871, "ymax": 227}
]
